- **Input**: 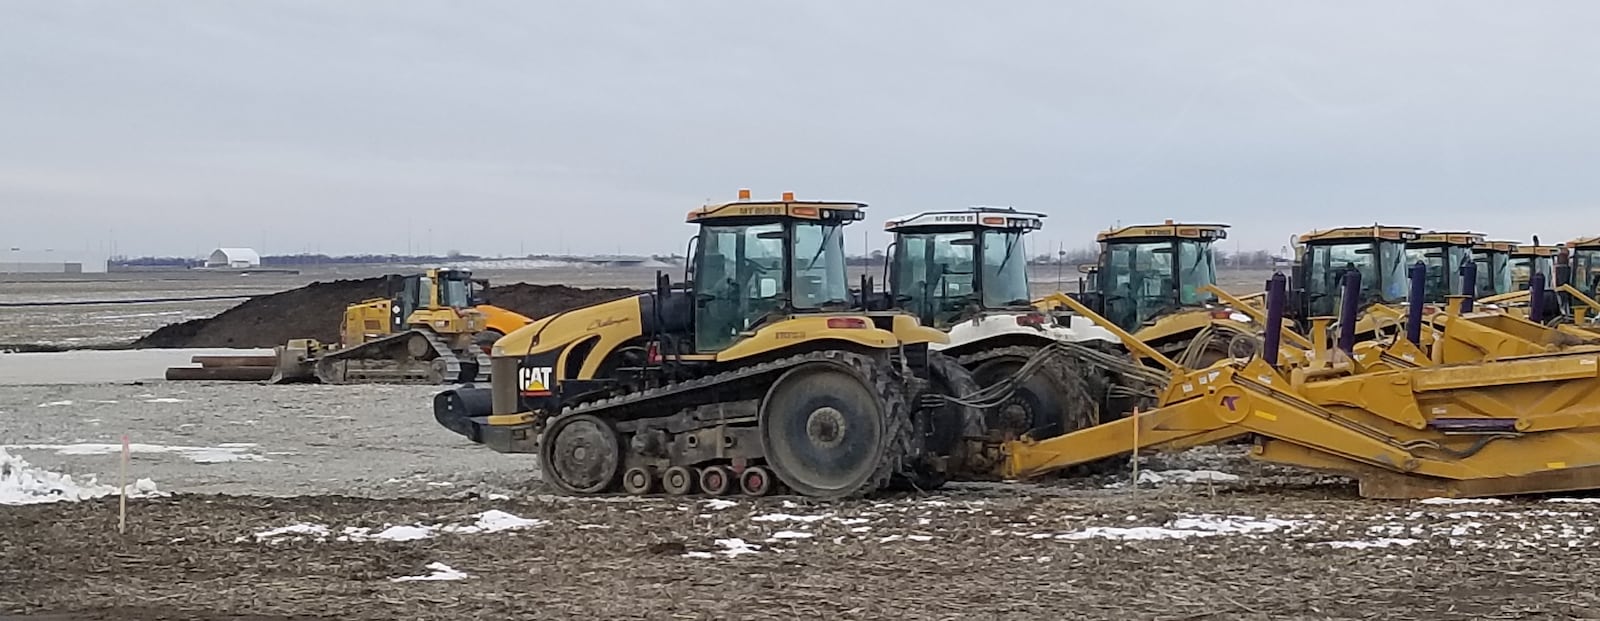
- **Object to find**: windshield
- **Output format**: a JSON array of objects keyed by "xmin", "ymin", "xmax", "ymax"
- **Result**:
[
  {"xmin": 1475, "ymin": 251, "xmax": 1512, "ymax": 297},
  {"xmin": 438, "ymin": 276, "xmax": 472, "ymax": 308},
  {"xmin": 981, "ymin": 229, "xmax": 1032, "ymax": 308},
  {"xmin": 791, "ymin": 222, "xmax": 850, "ymax": 310},
  {"xmin": 694, "ymin": 223, "xmax": 786, "ymax": 352},
  {"xmin": 1572, "ymin": 250, "xmax": 1600, "ymax": 296},
  {"xmin": 1176, "ymin": 239, "xmax": 1218, "ymax": 305},
  {"xmin": 1511, "ymin": 255, "xmax": 1555, "ymax": 291},
  {"xmin": 1101, "ymin": 240, "xmax": 1176, "ymax": 331},
  {"xmin": 892, "ymin": 231, "xmax": 975, "ymax": 328},
  {"xmin": 1306, "ymin": 241, "xmax": 1381, "ymax": 317},
  {"xmin": 1405, "ymin": 245, "xmax": 1469, "ymax": 302}
]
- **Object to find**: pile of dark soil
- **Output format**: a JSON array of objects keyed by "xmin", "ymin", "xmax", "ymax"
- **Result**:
[{"xmin": 132, "ymin": 277, "xmax": 639, "ymax": 349}]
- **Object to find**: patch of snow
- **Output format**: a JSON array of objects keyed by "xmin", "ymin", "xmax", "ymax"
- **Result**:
[
  {"xmin": 0, "ymin": 447, "xmax": 163, "ymax": 505},
  {"xmin": 486, "ymin": 493, "xmax": 510, "ymax": 501},
  {"xmin": 391, "ymin": 562, "xmax": 468, "ymax": 582},
  {"xmin": 369, "ymin": 525, "xmax": 440, "ymax": 542},
  {"xmin": 834, "ymin": 517, "xmax": 870, "ymax": 526},
  {"xmin": 1321, "ymin": 538, "xmax": 1421, "ymax": 549},
  {"xmin": 451, "ymin": 510, "xmax": 546, "ymax": 533},
  {"xmin": 1054, "ymin": 515, "xmax": 1301, "ymax": 541},
  {"xmin": 684, "ymin": 538, "xmax": 761, "ymax": 558},
  {"xmin": 8, "ymin": 442, "xmax": 265, "ymax": 464},
  {"xmin": 1420, "ymin": 497, "xmax": 1505, "ymax": 505},
  {"xmin": 1137, "ymin": 469, "xmax": 1241, "ymax": 484},
  {"xmin": 703, "ymin": 499, "xmax": 739, "ymax": 511},
  {"xmin": 36, "ymin": 401, "xmax": 74, "ymax": 408},
  {"xmin": 254, "ymin": 523, "xmax": 330, "ymax": 542},
  {"xmin": 850, "ymin": 526, "xmax": 872, "ymax": 533},
  {"xmin": 752, "ymin": 512, "xmax": 830, "ymax": 523},
  {"xmin": 144, "ymin": 398, "xmax": 188, "ymax": 404},
  {"xmin": 1546, "ymin": 498, "xmax": 1600, "ymax": 504},
  {"xmin": 769, "ymin": 530, "xmax": 814, "ymax": 540},
  {"xmin": 906, "ymin": 535, "xmax": 934, "ymax": 542}
]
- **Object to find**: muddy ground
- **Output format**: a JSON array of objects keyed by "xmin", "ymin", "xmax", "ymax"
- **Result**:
[{"xmin": 6, "ymin": 486, "xmax": 1600, "ymax": 620}]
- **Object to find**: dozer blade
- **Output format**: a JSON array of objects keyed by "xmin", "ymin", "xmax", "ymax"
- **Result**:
[
  {"xmin": 312, "ymin": 329, "xmax": 466, "ymax": 385},
  {"xmin": 267, "ymin": 340, "xmax": 320, "ymax": 384}
]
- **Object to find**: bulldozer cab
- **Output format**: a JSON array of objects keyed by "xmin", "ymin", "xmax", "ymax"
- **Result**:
[
  {"xmin": 685, "ymin": 191, "xmax": 865, "ymax": 352},
  {"xmin": 1473, "ymin": 240, "xmax": 1516, "ymax": 297},
  {"xmin": 1293, "ymin": 225, "xmax": 1417, "ymax": 319},
  {"xmin": 1088, "ymin": 220, "xmax": 1227, "ymax": 332},
  {"xmin": 880, "ymin": 208, "xmax": 1046, "ymax": 329},
  {"xmin": 388, "ymin": 268, "xmax": 482, "ymax": 333},
  {"xmin": 1405, "ymin": 231, "xmax": 1485, "ymax": 303}
]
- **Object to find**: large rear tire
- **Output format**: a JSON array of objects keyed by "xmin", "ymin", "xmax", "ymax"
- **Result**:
[
  {"xmin": 758, "ymin": 353, "xmax": 910, "ymax": 499},
  {"xmin": 962, "ymin": 347, "xmax": 1088, "ymax": 442}
]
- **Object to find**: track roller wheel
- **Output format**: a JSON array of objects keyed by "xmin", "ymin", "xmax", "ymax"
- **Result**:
[
  {"xmin": 758, "ymin": 355, "xmax": 908, "ymax": 499},
  {"xmin": 699, "ymin": 465, "xmax": 734, "ymax": 496},
  {"xmin": 662, "ymin": 465, "xmax": 697, "ymax": 496},
  {"xmin": 739, "ymin": 466, "xmax": 775, "ymax": 497},
  {"xmin": 537, "ymin": 414, "xmax": 622, "ymax": 495},
  {"xmin": 621, "ymin": 466, "xmax": 656, "ymax": 495}
]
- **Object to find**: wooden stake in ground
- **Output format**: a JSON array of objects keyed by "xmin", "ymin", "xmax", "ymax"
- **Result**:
[
  {"xmin": 119, "ymin": 433, "xmax": 129, "ymax": 535},
  {"xmin": 1129, "ymin": 407, "xmax": 1141, "ymax": 491}
]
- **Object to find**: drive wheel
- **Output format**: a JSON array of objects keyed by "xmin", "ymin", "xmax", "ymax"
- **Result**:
[
  {"xmin": 537, "ymin": 414, "xmax": 622, "ymax": 495},
  {"xmin": 699, "ymin": 465, "xmax": 734, "ymax": 496},
  {"xmin": 662, "ymin": 466, "xmax": 697, "ymax": 496},
  {"xmin": 621, "ymin": 466, "xmax": 656, "ymax": 495},
  {"xmin": 758, "ymin": 355, "xmax": 908, "ymax": 499}
]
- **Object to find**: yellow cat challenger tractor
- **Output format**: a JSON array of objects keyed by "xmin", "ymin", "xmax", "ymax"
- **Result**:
[
  {"xmin": 433, "ymin": 191, "xmax": 969, "ymax": 499},
  {"xmin": 272, "ymin": 268, "xmax": 531, "ymax": 384},
  {"xmin": 1062, "ymin": 220, "xmax": 1264, "ymax": 369}
]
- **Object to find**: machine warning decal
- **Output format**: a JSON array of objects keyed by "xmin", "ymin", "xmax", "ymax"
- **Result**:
[{"xmin": 520, "ymin": 366, "xmax": 554, "ymax": 393}]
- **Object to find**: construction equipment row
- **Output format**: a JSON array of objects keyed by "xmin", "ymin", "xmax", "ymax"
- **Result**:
[{"xmin": 430, "ymin": 189, "xmax": 1600, "ymax": 502}]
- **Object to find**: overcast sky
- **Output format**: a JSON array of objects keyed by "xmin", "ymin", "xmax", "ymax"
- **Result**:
[{"xmin": 4, "ymin": 1, "xmax": 1599, "ymax": 259}]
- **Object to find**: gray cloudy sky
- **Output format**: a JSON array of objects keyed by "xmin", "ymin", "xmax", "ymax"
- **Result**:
[{"xmin": 3, "ymin": 1, "xmax": 1599, "ymax": 259}]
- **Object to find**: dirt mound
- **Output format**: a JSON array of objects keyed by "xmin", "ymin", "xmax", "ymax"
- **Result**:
[{"xmin": 133, "ymin": 278, "xmax": 640, "ymax": 349}]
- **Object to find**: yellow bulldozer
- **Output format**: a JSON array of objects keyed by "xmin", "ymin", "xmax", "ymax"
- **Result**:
[
  {"xmin": 432, "ymin": 191, "xmax": 980, "ymax": 499},
  {"xmin": 271, "ymin": 268, "xmax": 531, "ymax": 384}
]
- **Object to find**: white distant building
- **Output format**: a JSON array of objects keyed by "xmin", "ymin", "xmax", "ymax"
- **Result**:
[{"xmin": 206, "ymin": 248, "xmax": 261, "ymax": 269}]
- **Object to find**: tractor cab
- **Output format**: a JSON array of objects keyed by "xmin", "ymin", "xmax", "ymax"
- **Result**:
[
  {"xmin": 1473, "ymin": 240, "xmax": 1517, "ymax": 297},
  {"xmin": 1405, "ymin": 231, "xmax": 1486, "ymax": 303},
  {"xmin": 1293, "ymin": 225, "xmax": 1418, "ymax": 320},
  {"xmin": 1565, "ymin": 237, "xmax": 1600, "ymax": 298},
  {"xmin": 1510, "ymin": 243, "xmax": 1558, "ymax": 292},
  {"xmin": 684, "ymin": 190, "xmax": 866, "ymax": 352},
  {"xmin": 1083, "ymin": 220, "xmax": 1228, "ymax": 333},
  {"xmin": 880, "ymin": 208, "xmax": 1045, "ymax": 329}
]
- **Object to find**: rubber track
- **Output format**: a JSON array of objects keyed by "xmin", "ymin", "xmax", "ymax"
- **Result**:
[{"xmin": 551, "ymin": 349, "xmax": 916, "ymax": 499}]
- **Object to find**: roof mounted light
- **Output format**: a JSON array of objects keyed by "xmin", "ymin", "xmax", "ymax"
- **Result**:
[
  {"xmin": 782, "ymin": 191, "xmax": 795, "ymax": 201},
  {"xmin": 737, "ymin": 188, "xmax": 751, "ymax": 201}
]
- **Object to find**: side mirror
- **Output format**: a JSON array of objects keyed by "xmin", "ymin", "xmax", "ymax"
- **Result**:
[
  {"xmin": 1077, "ymin": 263, "xmax": 1097, "ymax": 274},
  {"xmin": 759, "ymin": 278, "xmax": 779, "ymax": 298}
]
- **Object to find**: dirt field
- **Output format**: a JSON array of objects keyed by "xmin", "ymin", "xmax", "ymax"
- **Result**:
[{"xmin": 14, "ymin": 263, "xmax": 1506, "ymax": 620}]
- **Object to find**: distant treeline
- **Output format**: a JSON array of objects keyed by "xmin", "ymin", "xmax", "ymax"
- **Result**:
[{"xmin": 110, "ymin": 248, "xmax": 1285, "ymax": 269}]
